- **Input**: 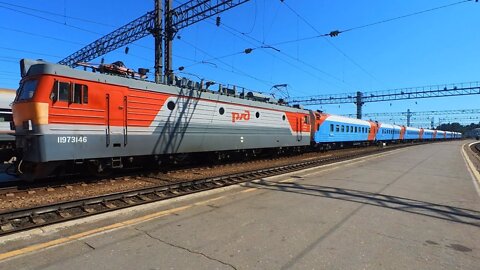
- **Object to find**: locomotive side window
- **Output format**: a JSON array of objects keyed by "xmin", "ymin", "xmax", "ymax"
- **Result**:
[
  {"xmin": 83, "ymin": 88, "xmax": 88, "ymax": 103},
  {"xmin": 58, "ymin": 82, "xmax": 70, "ymax": 101},
  {"xmin": 73, "ymin": 84, "xmax": 88, "ymax": 104},
  {"xmin": 304, "ymin": 116, "xmax": 309, "ymax": 124}
]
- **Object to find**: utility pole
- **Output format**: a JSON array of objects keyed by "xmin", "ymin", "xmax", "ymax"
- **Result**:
[
  {"xmin": 154, "ymin": 0, "xmax": 163, "ymax": 83},
  {"xmin": 406, "ymin": 109, "xmax": 411, "ymax": 127},
  {"xmin": 354, "ymin": 91, "xmax": 364, "ymax": 119},
  {"xmin": 164, "ymin": 0, "xmax": 173, "ymax": 83}
]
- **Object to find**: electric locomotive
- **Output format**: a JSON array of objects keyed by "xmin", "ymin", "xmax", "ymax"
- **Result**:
[{"xmin": 12, "ymin": 59, "xmax": 312, "ymax": 179}]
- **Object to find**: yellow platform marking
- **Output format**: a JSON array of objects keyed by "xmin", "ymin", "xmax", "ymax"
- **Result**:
[
  {"xmin": 0, "ymin": 147, "xmax": 406, "ymax": 261},
  {"xmin": 461, "ymin": 142, "xmax": 480, "ymax": 196}
]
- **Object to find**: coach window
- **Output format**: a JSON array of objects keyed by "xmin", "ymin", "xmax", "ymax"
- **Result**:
[
  {"xmin": 304, "ymin": 115, "xmax": 309, "ymax": 124},
  {"xmin": 336, "ymin": 125, "xmax": 339, "ymax": 132},
  {"xmin": 330, "ymin": 124, "xmax": 334, "ymax": 132},
  {"xmin": 341, "ymin": 125, "xmax": 344, "ymax": 132}
]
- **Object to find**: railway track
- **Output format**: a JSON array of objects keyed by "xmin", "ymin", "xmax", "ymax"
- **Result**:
[{"xmin": 0, "ymin": 142, "xmax": 423, "ymax": 236}]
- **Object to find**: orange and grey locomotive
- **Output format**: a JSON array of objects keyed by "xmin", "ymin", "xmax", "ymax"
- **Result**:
[{"xmin": 12, "ymin": 59, "xmax": 313, "ymax": 179}]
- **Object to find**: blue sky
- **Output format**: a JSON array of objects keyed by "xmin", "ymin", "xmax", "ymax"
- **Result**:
[{"xmin": 0, "ymin": 0, "xmax": 479, "ymax": 127}]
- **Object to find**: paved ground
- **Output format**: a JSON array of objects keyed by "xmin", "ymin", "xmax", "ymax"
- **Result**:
[{"xmin": 0, "ymin": 140, "xmax": 479, "ymax": 269}]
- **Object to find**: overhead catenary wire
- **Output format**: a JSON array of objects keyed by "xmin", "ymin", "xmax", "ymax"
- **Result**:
[
  {"xmin": 280, "ymin": 0, "xmax": 384, "ymax": 87},
  {"xmin": 0, "ymin": 4, "xmax": 102, "ymax": 36},
  {"xmin": 0, "ymin": 1, "xmax": 116, "ymax": 28},
  {"xmin": 340, "ymin": 0, "xmax": 475, "ymax": 34},
  {"xmin": 179, "ymin": 38, "xmax": 275, "ymax": 87},
  {"xmin": 170, "ymin": 4, "xmax": 351, "ymax": 90},
  {"xmin": 274, "ymin": 0, "xmax": 476, "ymax": 44},
  {"xmin": 0, "ymin": 3, "xmax": 154, "ymax": 53},
  {"xmin": 218, "ymin": 22, "xmax": 353, "ymax": 90}
]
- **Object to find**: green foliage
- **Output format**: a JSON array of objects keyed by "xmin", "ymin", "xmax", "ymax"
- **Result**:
[{"xmin": 436, "ymin": 122, "xmax": 480, "ymax": 137}]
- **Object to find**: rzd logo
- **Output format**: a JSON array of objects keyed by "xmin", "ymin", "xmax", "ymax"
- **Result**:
[{"xmin": 231, "ymin": 110, "xmax": 250, "ymax": 123}]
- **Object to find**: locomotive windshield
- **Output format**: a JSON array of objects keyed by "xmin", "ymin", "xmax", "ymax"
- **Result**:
[{"xmin": 16, "ymin": 79, "xmax": 38, "ymax": 101}]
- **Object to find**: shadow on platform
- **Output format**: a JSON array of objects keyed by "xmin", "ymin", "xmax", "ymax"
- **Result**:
[{"xmin": 244, "ymin": 180, "xmax": 480, "ymax": 227}]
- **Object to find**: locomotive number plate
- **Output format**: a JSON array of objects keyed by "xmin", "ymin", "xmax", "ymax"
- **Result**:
[{"xmin": 57, "ymin": 136, "xmax": 88, "ymax": 143}]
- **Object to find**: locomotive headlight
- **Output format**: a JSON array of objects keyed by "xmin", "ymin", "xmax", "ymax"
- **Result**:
[{"xmin": 22, "ymin": 120, "xmax": 33, "ymax": 131}]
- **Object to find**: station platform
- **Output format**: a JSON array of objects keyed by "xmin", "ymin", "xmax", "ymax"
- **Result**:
[{"xmin": 0, "ymin": 140, "xmax": 479, "ymax": 269}]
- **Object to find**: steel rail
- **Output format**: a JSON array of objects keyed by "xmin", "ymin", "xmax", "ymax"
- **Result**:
[{"xmin": 0, "ymin": 142, "xmax": 425, "ymax": 235}]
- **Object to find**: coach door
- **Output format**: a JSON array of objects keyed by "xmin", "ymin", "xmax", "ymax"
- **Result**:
[{"xmin": 105, "ymin": 93, "xmax": 127, "ymax": 148}]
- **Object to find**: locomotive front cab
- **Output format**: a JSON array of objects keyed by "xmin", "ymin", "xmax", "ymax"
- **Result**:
[{"xmin": 12, "ymin": 59, "xmax": 55, "ymax": 178}]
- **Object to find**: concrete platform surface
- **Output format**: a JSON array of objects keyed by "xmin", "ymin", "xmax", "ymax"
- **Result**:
[{"xmin": 0, "ymin": 140, "xmax": 479, "ymax": 270}]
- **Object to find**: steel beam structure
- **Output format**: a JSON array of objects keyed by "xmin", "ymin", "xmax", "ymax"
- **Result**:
[
  {"xmin": 290, "ymin": 81, "xmax": 480, "ymax": 119},
  {"xmin": 170, "ymin": 0, "xmax": 249, "ymax": 31},
  {"xmin": 58, "ymin": 11, "xmax": 156, "ymax": 68},
  {"xmin": 164, "ymin": 0, "xmax": 250, "ymax": 80},
  {"xmin": 58, "ymin": 0, "xmax": 250, "ymax": 84},
  {"xmin": 290, "ymin": 81, "xmax": 480, "ymax": 105},
  {"xmin": 342, "ymin": 109, "xmax": 480, "ymax": 118}
]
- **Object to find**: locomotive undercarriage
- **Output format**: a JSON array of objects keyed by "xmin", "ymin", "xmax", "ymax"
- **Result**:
[{"xmin": 15, "ymin": 145, "xmax": 309, "ymax": 181}]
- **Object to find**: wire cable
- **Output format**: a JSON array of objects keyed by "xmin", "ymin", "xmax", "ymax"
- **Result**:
[
  {"xmin": 341, "ymin": 0, "xmax": 475, "ymax": 34},
  {"xmin": 274, "ymin": 0, "xmax": 475, "ymax": 43},
  {"xmin": 280, "ymin": 0, "xmax": 383, "ymax": 86},
  {"xmin": 0, "ymin": 1, "xmax": 116, "ymax": 27}
]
